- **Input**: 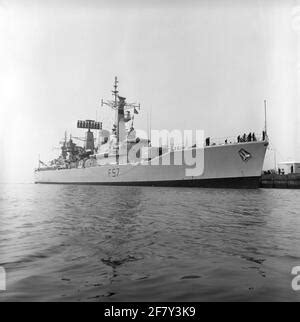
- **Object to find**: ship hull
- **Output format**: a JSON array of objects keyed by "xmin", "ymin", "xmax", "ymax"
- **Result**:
[{"xmin": 35, "ymin": 141, "xmax": 268, "ymax": 189}]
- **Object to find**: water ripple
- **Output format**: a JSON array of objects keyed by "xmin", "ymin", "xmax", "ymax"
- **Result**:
[{"xmin": 0, "ymin": 184, "xmax": 300, "ymax": 301}]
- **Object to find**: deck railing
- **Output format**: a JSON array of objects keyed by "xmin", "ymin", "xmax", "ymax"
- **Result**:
[
  {"xmin": 165, "ymin": 132, "xmax": 266, "ymax": 151},
  {"xmin": 208, "ymin": 132, "xmax": 265, "ymax": 147}
]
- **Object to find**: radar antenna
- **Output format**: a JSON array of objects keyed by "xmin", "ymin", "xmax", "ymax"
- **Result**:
[{"xmin": 101, "ymin": 77, "xmax": 141, "ymax": 113}]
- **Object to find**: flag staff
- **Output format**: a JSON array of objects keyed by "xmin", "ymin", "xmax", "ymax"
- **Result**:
[{"xmin": 264, "ymin": 99, "xmax": 267, "ymax": 136}]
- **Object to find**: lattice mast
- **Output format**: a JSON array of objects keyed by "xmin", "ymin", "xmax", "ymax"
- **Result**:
[{"xmin": 101, "ymin": 77, "xmax": 140, "ymax": 163}]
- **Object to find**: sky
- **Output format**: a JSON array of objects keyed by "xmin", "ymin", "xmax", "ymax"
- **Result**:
[{"xmin": 0, "ymin": 0, "xmax": 299, "ymax": 183}]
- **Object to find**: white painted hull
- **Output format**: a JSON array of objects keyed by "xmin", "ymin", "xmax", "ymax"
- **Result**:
[{"xmin": 35, "ymin": 141, "xmax": 268, "ymax": 188}]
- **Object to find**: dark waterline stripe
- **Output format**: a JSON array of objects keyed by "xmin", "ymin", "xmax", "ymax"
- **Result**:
[{"xmin": 35, "ymin": 176, "xmax": 261, "ymax": 189}]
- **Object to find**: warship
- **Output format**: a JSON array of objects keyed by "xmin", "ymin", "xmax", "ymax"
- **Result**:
[{"xmin": 35, "ymin": 78, "xmax": 269, "ymax": 188}]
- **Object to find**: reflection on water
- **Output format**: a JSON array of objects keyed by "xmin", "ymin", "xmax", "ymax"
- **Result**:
[{"xmin": 0, "ymin": 184, "xmax": 300, "ymax": 302}]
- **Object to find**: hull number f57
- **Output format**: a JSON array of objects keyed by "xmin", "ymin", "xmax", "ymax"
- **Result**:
[{"xmin": 108, "ymin": 168, "xmax": 120, "ymax": 177}]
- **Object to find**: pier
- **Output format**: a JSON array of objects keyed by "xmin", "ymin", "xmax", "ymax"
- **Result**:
[{"xmin": 260, "ymin": 174, "xmax": 300, "ymax": 189}]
